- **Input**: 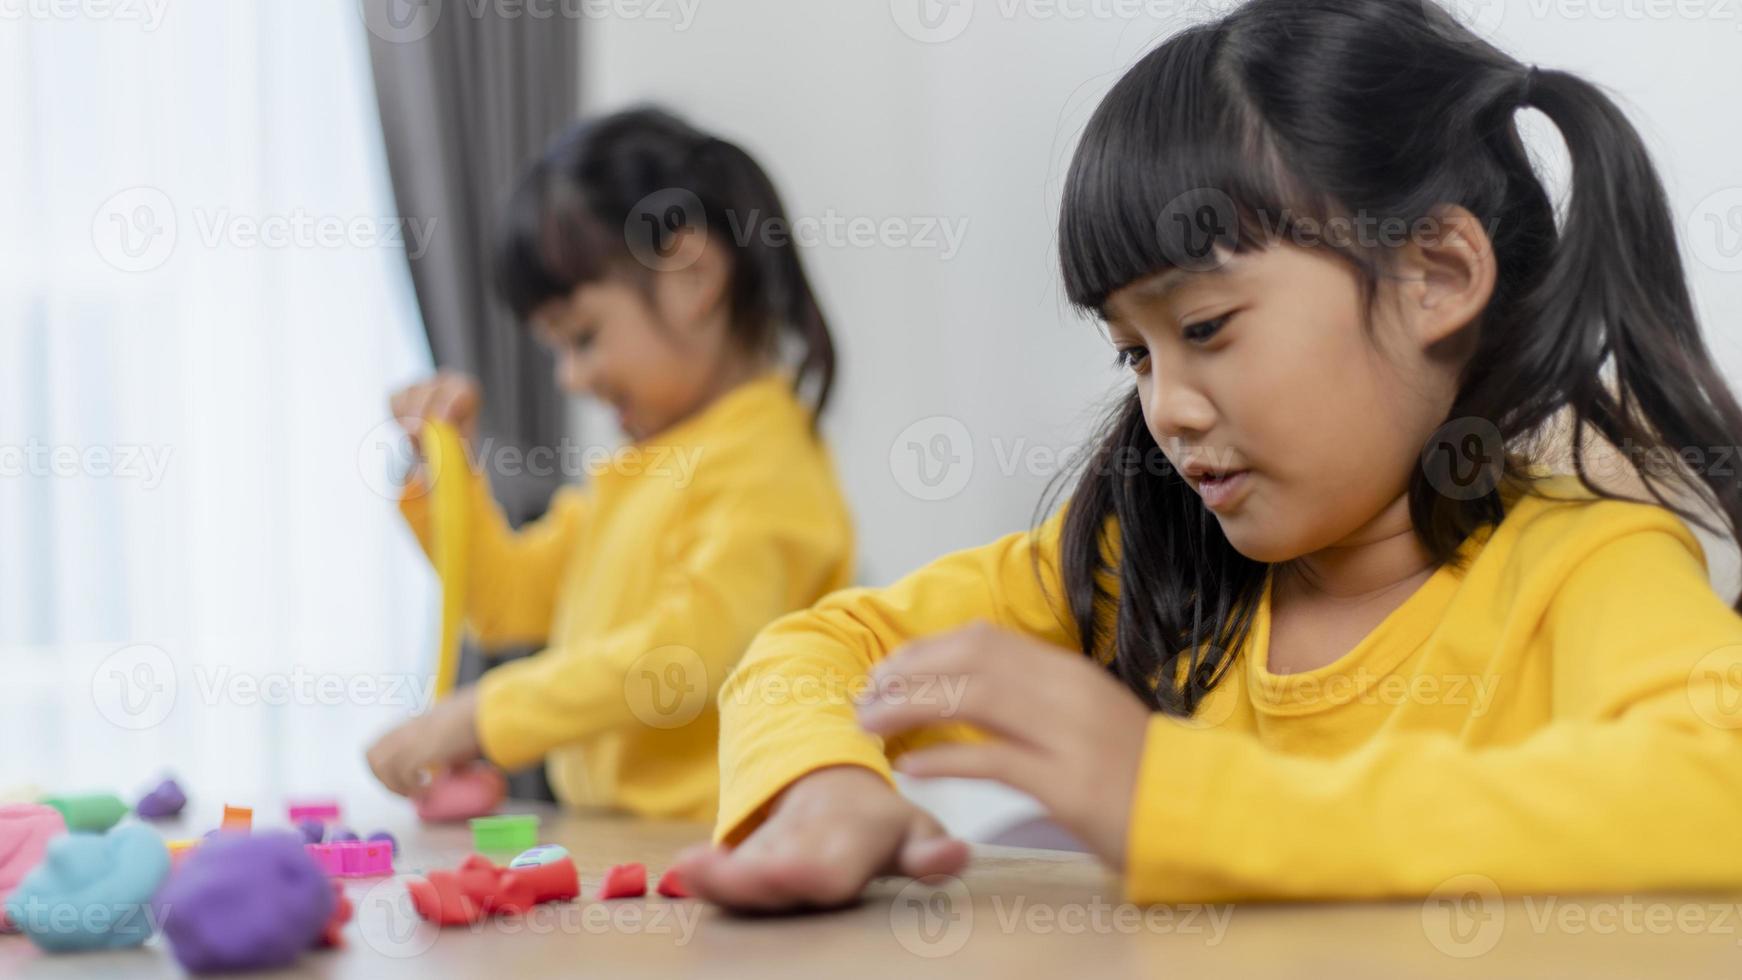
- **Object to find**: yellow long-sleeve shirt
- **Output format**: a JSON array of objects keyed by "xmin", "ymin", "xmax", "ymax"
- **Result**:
[
  {"xmin": 715, "ymin": 474, "xmax": 1742, "ymax": 902},
  {"xmin": 401, "ymin": 374, "xmax": 854, "ymax": 822}
]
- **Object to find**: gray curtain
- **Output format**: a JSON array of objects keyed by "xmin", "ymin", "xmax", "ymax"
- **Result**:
[{"xmin": 366, "ymin": 4, "xmax": 580, "ymax": 800}]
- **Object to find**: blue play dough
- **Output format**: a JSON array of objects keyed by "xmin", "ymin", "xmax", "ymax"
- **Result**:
[{"xmin": 3, "ymin": 824, "xmax": 170, "ymax": 952}]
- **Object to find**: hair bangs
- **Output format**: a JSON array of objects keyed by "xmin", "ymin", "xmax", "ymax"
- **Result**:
[
  {"xmin": 492, "ymin": 155, "xmax": 621, "ymax": 321},
  {"xmin": 1059, "ymin": 27, "xmax": 1333, "ymax": 314}
]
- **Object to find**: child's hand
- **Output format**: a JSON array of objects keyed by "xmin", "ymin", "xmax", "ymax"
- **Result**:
[
  {"xmin": 855, "ymin": 622, "xmax": 1151, "ymax": 870},
  {"xmin": 389, "ymin": 372, "xmax": 482, "ymax": 460},
  {"xmin": 671, "ymin": 766, "xmax": 969, "ymax": 912},
  {"xmin": 365, "ymin": 686, "xmax": 484, "ymax": 797}
]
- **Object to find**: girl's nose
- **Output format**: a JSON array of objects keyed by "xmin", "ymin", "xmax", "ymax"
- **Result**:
[
  {"xmin": 1144, "ymin": 369, "xmax": 1217, "ymax": 443},
  {"xmin": 558, "ymin": 351, "xmax": 597, "ymax": 397}
]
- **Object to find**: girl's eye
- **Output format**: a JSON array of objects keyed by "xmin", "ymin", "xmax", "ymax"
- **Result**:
[
  {"xmin": 1182, "ymin": 315, "xmax": 1229, "ymax": 344},
  {"xmin": 1113, "ymin": 345, "xmax": 1150, "ymax": 372}
]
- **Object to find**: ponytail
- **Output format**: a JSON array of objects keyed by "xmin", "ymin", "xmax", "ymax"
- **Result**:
[
  {"xmin": 689, "ymin": 137, "xmax": 838, "ymax": 421},
  {"xmin": 1486, "ymin": 67, "xmax": 1742, "ymax": 569}
]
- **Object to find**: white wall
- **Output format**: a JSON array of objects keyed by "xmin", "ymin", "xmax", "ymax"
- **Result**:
[
  {"xmin": 579, "ymin": 0, "xmax": 1742, "ymax": 587},
  {"xmin": 577, "ymin": 0, "xmax": 1742, "ymax": 836}
]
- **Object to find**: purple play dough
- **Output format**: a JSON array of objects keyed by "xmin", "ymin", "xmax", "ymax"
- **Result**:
[
  {"xmin": 365, "ymin": 830, "xmax": 397, "ymax": 855},
  {"xmin": 327, "ymin": 828, "xmax": 359, "ymax": 843},
  {"xmin": 296, "ymin": 819, "xmax": 326, "ymax": 844},
  {"xmin": 154, "ymin": 832, "xmax": 334, "ymax": 974},
  {"xmin": 133, "ymin": 779, "xmax": 186, "ymax": 819}
]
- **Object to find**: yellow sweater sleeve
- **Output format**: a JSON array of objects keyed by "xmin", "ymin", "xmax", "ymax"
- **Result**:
[
  {"xmin": 472, "ymin": 483, "xmax": 851, "ymax": 772},
  {"xmin": 400, "ymin": 468, "xmax": 592, "ymax": 649},
  {"xmin": 714, "ymin": 508, "xmax": 1077, "ymax": 845},
  {"xmin": 1124, "ymin": 523, "xmax": 1742, "ymax": 904}
]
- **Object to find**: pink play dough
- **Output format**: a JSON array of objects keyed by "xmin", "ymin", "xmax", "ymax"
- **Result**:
[
  {"xmin": 415, "ymin": 764, "xmax": 506, "ymax": 823},
  {"xmin": 0, "ymin": 804, "xmax": 68, "ymax": 931}
]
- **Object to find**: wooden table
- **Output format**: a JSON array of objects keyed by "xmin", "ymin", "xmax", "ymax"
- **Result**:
[{"xmin": 3, "ymin": 800, "xmax": 1739, "ymax": 978}]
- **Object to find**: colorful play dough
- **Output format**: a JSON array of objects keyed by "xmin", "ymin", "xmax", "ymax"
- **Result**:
[
  {"xmin": 424, "ymin": 418, "xmax": 471, "ymax": 701},
  {"xmin": 469, "ymin": 814, "xmax": 538, "ymax": 853},
  {"xmin": 133, "ymin": 779, "xmax": 186, "ymax": 819},
  {"xmin": 0, "ymin": 804, "xmax": 67, "ymax": 931},
  {"xmin": 599, "ymin": 862, "xmax": 646, "ymax": 900},
  {"xmin": 165, "ymin": 839, "xmax": 199, "ymax": 868},
  {"xmin": 155, "ymin": 832, "xmax": 333, "ymax": 974},
  {"xmin": 415, "ymin": 763, "xmax": 506, "ymax": 823},
  {"xmin": 304, "ymin": 840, "xmax": 393, "ymax": 878},
  {"xmin": 3, "ymin": 823, "xmax": 170, "ymax": 951},
  {"xmin": 508, "ymin": 844, "xmax": 568, "ymax": 869},
  {"xmin": 318, "ymin": 879, "xmax": 352, "ymax": 948},
  {"xmin": 655, "ymin": 866, "xmax": 690, "ymax": 899},
  {"xmin": 286, "ymin": 800, "xmax": 341, "ymax": 824},
  {"xmin": 39, "ymin": 794, "xmax": 128, "ymax": 833},
  {"xmin": 406, "ymin": 854, "xmax": 578, "ymax": 926}
]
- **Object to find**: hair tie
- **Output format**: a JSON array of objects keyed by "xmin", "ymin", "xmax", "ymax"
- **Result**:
[{"xmin": 1520, "ymin": 64, "xmax": 1542, "ymax": 106}]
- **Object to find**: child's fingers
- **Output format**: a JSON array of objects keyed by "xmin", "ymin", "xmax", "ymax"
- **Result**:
[
  {"xmin": 861, "ymin": 633, "xmax": 1065, "ymax": 747},
  {"xmin": 857, "ymin": 669, "xmax": 1049, "ymax": 748},
  {"xmin": 366, "ymin": 734, "xmax": 427, "ymax": 799},
  {"xmin": 429, "ymin": 374, "xmax": 480, "ymax": 435},
  {"xmin": 895, "ymin": 814, "xmax": 970, "ymax": 880},
  {"xmin": 674, "ymin": 846, "xmax": 801, "ymax": 911},
  {"xmin": 364, "ymin": 740, "xmax": 404, "ymax": 796},
  {"xmin": 389, "ymin": 387, "xmax": 414, "ymax": 426},
  {"xmin": 390, "ymin": 385, "xmax": 431, "ymax": 449},
  {"xmin": 430, "ymin": 381, "xmax": 466, "ymax": 426}
]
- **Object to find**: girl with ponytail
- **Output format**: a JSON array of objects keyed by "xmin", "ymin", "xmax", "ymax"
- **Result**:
[
  {"xmin": 366, "ymin": 107, "xmax": 855, "ymax": 823},
  {"xmin": 680, "ymin": 0, "xmax": 1742, "ymax": 907}
]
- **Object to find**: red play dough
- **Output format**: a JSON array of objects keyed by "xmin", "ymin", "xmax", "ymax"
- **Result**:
[
  {"xmin": 655, "ymin": 867, "xmax": 689, "ymax": 898},
  {"xmin": 406, "ymin": 855, "xmax": 578, "ymax": 927},
  {"xmin": 319, "ymin": 880, "xmax": 353, "ymax": 947},
  {"xmin": 599, "ymin": 863, "xmax": 646, "ymax": 900},
  {"xmin": 414, "ymin": 764, "xmax": 506, "ymax": 823}
]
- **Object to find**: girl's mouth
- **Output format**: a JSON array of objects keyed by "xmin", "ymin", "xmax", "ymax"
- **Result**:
[{"xmin": 1195, "ymin": 469, "xmax": 1252, "ymax": 512}]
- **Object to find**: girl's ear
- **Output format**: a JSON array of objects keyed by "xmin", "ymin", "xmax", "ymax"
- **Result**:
[
  {"xmin": 1396, "ymin": 205, "xmax": 1497, "ymax": 349},
  {"xmin": 655, "ymin": 228, "xmax": 733, "ymax": 335}
]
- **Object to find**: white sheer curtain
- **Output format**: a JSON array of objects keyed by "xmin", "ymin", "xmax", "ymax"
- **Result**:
[{"xmin": 0, "ymin": 1, "xmax": 437, "ymax": 806}]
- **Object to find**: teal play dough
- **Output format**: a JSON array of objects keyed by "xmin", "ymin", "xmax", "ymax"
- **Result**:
[{"xmin": 3, "ymin": 824, "xmax": 171, "ymax": 951}]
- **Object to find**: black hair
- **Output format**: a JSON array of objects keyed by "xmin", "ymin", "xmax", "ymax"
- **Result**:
[
  {"xmin": 1052, "ymin": 0, "xmax": 1742, "ymax": 714},
  {"xmin": 493, "ymin": 106, "xmax": 836, "ymax": 420}
]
